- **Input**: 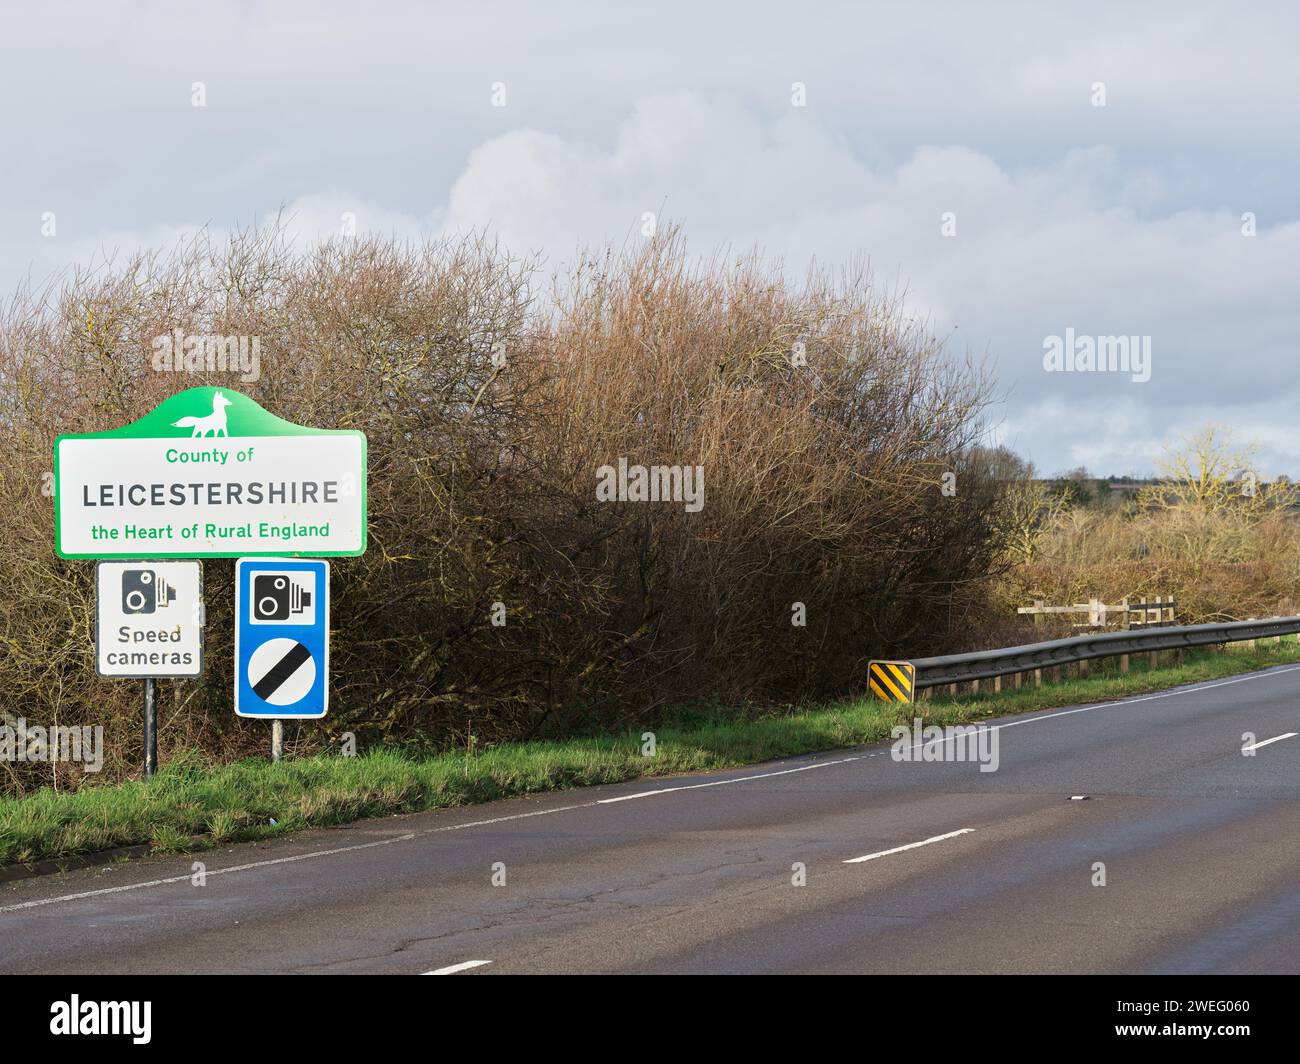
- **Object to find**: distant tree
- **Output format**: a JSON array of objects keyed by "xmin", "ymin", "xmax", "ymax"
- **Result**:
[
  {"xmin": 1047, "ymin": 465, "xmax": 1094, "ymax": 508},
  {"xmin": 1139, "ymin": 425, "xmax": 1297, "ymax": 517},
  {"xmin": 992, "ymin": 455, "xmax": 1071, "ymax": 563}
]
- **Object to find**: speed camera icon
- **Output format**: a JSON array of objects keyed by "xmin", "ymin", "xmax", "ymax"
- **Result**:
[
  {"xmin": 250, "ymin": 571, "xmax": 315, "ymax": 625},
  {"xmin": 122, "ymin": 568, "xmax": 178, "ymax": 615}
]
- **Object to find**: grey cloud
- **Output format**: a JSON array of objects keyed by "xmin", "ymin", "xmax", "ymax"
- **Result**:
[{"xmin": 2, "ymin": 1, "xmax": 1297, "ymax": 475}]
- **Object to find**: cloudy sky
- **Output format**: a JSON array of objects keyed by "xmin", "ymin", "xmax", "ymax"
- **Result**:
[{"xmin": 3, "ymin": 1, "xmax": 1297, "ymax": 475}]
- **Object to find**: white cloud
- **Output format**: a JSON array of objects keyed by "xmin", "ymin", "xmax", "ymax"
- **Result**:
[
  {"xmin": 274, "ymin": 195, "xmax": 428, "ymax": 246},
  {"xmin": 432, "ymin": 92, "xmax": 1300, "ymax": 475}
]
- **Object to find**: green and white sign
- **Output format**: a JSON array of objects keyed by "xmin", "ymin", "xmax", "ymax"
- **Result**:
[{"xmin": 55, "ymin": 388, "xmax": 367, "ymax": 558}]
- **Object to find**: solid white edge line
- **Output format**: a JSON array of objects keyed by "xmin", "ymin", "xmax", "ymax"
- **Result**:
[
  {"xmin": 843, "ymin": 828, "xmax": 974, "ymax": 863},
  {"xmin": 1243, "ymin": 731, "xmax": 1298, "ymax": 752},
  {"xmin": 0, "ymin": 803, "xmax": 599, "ymax": 914},
  {"xmin": 596, "ymin": 756, "xmax": 861, "ymax": 803},
  {"xmin": 423, "ymin": 960, "xmax": 492, "ymax": 975},
  {"xmin": 0, "ymin": 833, "xmax": 419, "ymax": 914}
]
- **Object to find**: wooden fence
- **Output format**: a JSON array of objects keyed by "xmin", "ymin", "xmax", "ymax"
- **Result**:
[{"xmin": 1017, "ymin": 594, "xmax": 1175, "ymax": 630}]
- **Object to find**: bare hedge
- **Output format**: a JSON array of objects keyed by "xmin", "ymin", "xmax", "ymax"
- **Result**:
[{"xmin": 0, "ymin": 226, "xmax": 1009, "ymax": 791}]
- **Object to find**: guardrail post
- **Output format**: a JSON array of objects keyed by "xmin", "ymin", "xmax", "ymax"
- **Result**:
[
  {"xmin": 1119, "ymin": 653, "xmax": 1129, "ymax": 674},
  {"xmin": 1078, "ymin": 659, "xmax": 1089, "ymax": 679},
  {"xmin": 1148, "ymin": 650, "xmax": 1157, "ymax": 669},
  {"xmin": 1033, "ymin": 668, "xmax": 1042, "ymax": 688},
  {"xmin": 992, "ymin": 674, "xmax": 1002, "ymax": 693}
]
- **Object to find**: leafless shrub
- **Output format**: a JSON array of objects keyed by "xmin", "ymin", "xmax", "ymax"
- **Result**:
[{"xmin": 0, "ymin": 224, "xmax": 1007, "ymax": 791}]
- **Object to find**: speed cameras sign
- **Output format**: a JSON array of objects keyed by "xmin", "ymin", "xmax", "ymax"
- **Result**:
[{"xmin": 96, "ymin": 561, "xmax": 204, "ymax": 677}]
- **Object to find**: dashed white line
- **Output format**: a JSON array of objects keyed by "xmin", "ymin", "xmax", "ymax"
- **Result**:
[
  {"xmin": 843, "ymin": 828, "xmax": 975, "ymax": 864},
  {"xmin": 423, "ymin": 960, "xmax": 492, "ymax": 975},
  {"xmin": 1243, "ymin": 731, "xmax": 1297, "ymax": 752}
]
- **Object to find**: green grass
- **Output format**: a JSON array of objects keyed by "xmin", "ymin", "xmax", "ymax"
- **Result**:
[{"xmin": 3, "ymin": 638, "xmax": 1299, "ymax": 867}]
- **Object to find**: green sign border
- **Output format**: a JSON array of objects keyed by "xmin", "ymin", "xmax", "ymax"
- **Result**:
[{"xmin": 55, "ymin": 387, "xmax": 368, "ymax": 559}]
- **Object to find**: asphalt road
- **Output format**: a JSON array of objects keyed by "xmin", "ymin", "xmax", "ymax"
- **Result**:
[{"xmin": 3, "ymin": 665, "xmax": 1299, "ymax": 974}]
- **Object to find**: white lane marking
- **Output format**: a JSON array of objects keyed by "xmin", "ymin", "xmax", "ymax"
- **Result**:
[
  {"xmin": 7, "ymin": 664, "xmax": 1300, "ymax": 914},
  {"xmin": 1243, "ymin": 731, "xmax": 1297, "ymax": 752},
  {"xmin": 597, "ymin": 756, "xmax": 861, "ymax": 803},
  {"xmin": 423, "ymin": 959, "xmax": 492, "ymax": 975},
  {"xmin": 843, "ymin": 828, "xmax": 974, "ymax": 864}
]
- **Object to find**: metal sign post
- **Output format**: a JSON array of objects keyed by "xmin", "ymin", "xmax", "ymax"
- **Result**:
[{"xmin": 143, "ymin": 678, "xmax": 158, "ymax": 777}]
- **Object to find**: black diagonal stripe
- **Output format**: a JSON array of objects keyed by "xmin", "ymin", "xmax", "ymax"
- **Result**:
[{"xmin": 253, "ymin": 642, "xmax": 312, "ymax": 701}]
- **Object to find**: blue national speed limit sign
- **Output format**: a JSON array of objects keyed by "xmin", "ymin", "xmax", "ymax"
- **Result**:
[{"xmin": 235, "ymin": 558, "xmax": 329, "ymax": 718}]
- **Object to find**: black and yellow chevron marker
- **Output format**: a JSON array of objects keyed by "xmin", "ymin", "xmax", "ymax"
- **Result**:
[{"xmin": 868, "ymin": 660, "xmax": 915, "ymax": 703}]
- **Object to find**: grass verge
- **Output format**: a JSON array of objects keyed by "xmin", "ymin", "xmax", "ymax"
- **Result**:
[{"xmin": 3, "ymin": 638, "xmax": 1299, "ymax": 867}]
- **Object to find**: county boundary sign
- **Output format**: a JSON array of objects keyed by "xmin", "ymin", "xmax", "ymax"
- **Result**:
[
  {"xmin": 55, "ymin": 387, "xmax": 367, "ymax": 558},
  {"xmin": 235, "ymin": 558, "xmax": 329, "ymax": 718}
]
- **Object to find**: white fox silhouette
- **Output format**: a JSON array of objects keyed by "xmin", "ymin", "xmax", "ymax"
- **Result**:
[{"xmin": 172, "ymin": 391, "xmax": 233, "ymax": 438}]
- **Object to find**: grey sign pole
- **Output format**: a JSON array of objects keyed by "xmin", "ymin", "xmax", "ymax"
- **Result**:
[
  {"xmin": 143, "ymin": 678, "xmax": 158, "ymax": 777},
  {"xmin": 271, "ymin": 720, "xmax": 283, "ymax": 763}
]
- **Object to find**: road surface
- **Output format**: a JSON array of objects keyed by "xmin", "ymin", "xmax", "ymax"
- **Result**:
[{"xmin": 3, "ymin": 665, "xmax": 1299, "ymax": 974}]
